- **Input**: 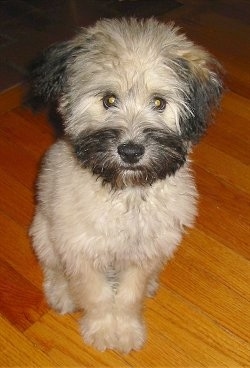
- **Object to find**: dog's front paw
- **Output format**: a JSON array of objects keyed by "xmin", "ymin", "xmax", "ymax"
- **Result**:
[
  {"xmin": 115, "ymin": 314, "xmax": 146, "ymax": 353},
  {"xmin": 81, "ymin": 313, "xmax": 117, "ymax": 352}
]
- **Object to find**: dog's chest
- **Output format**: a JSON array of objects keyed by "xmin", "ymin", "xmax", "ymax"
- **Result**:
[
  {"xmin": 53, "ymin": 153, "xmax": 197, "ymax": 267},
  {"xmin": 100, "ymin": 191, "xmax": 160, "ymax": 242},
  {"xmin": 69, "ymin": 184, "xmax": 187, "ymax": 266}
]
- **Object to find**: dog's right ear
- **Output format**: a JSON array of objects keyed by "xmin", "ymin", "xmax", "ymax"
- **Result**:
[
  {"xmin": 175, "ymin": 49, "xmax": 223, "ymax": 144},
  {"xmin": 27, "ymin": 41, "xmax": 82, "ymax": 108}
]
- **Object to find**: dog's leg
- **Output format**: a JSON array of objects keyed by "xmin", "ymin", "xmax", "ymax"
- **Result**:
[
  {"xmin": 68, "ymin": 263, "xmax": 117, "ymax": 352},
  {"xmin": 30, "ymin": 211, "xmax": 76, "ymax": 314},
  {"xmin": 114, "ymin": 265, "xmax": 157, "ymax": 353},
  {"xmin": 44, "ymin": 266, "xmax": 76, "ymax": 314}
]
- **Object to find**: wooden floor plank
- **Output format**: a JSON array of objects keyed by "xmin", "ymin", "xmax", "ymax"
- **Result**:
[
  {"xmin": 193, "ymin": 166, "xmax": 249, "ymax": 258},
  {"xmin": 185, "ymin": 228, "xmax": 249, "ymax": 298},
  {"xmin": 161, "ymin": 236, "xmax": 250, "ymax": 342},
  {"xmin": 193, "ymin": 143, "xmax": 250, "ymax": 194},
  {"xmin": 0, "ymin": 260, "xmax": 47, "ymax": 332},
  {"xmin": 0, "ymin": 111, "xmax": 54, "ymax": 159},
  {"xmin": 221, "ymin": 91, "xmax": 250, "ymax": 121},
  {"xmin": 0, "ymin": 212, "xmax": 43, "ymax": 290},
  {"xmin": 0, "ymin": 135, "xmax": 38, "ymax": 189},
  {"xmin": 25, "ymin": 311, "xmax": 131, "ymax": 367},
  {"xmin": 0, "ymin": 167, "xmax": 33, "ymax": 228},
  {"xmin": 0, "ymin": 84, "xmax": 26, "ymax": 115},
  {"xmin": 203, "ymin": 115, "xmax": 250, "ymax": 166},
  {"xmin": 0, "ymin": 316, "xmax": 56, "ymax": 367},
  {"xmin": 146, "ymin": 288, "xmax": 249, "ymax": 367}
]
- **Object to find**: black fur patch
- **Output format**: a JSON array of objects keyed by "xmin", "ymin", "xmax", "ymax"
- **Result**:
[
  {"xmin": 143, "ymin": 128, "xmax": 188, "ymax": 178},
  {"xmin": 27, "ymin": 41, "xmax": 83, "ymax": 108},
  {"xmin": 73, "ymin": 128, "xmax": 122, "ymax": 187},
  {"xmin": 174, "ymin": 58, "xmax": 223, "ymax": 144},
  {"xmin": 73, "ymin": 127, "xmax": 188, "ymax": 189}
]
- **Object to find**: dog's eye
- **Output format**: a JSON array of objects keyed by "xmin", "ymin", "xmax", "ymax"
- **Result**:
[
  {"xmin": 103, "ymin": 94, "xmax": 117, "ymax": 109},
  {"xmin": 152, "ymin": 97, "xmax": 166, "ymax": 111}
]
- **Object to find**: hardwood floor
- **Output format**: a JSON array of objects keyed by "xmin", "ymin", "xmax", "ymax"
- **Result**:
[{"xmin": 0, "ymin": 1, "xmax": 249, "ymax": 366}]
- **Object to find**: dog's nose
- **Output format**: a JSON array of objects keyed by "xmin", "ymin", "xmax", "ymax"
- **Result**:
[{"xmin": 117, "ymin": 142, "xmax": 145, "ymax": 163}]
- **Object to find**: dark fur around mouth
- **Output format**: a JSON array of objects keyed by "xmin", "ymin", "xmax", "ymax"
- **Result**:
[{"xmin": 73, "ymin": 127, "xmax": 188, "ymax": 189}]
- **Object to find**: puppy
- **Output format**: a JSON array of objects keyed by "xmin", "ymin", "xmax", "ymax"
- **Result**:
[{"xmin": 29, "ymin": 18, "xmax": 223, "ymax": 353}]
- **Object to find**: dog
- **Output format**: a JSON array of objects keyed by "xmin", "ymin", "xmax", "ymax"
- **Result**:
[{"xmin": 29, "ymin": 18, "xmax": 223, "ymax": 353}]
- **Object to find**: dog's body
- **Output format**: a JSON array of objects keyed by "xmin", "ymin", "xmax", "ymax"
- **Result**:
[{"xmin": 29, "ymin": 18, "xmax": 223, "ymax": 353}]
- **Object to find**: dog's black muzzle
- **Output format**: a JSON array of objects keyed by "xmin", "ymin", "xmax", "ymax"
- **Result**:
[{"xmin": 72, "ymin": 127, "xmax": 188, "ymax": 188}]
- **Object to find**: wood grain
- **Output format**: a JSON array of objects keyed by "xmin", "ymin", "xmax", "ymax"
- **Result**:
[
  {"xmin": 0, "ymin": 1, "xmax": 249, "ymax": 366},
  {"xmin": 0, "ymin": 84, "xmax": 26, "ymax": 115}
]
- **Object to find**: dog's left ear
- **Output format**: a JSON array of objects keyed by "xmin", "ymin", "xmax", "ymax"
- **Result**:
[
  {"xmin": 175, "ymin": 47, "xmax": 224, "ymax": 144},
  {"xmin": 27, "ymin": 41, "xmax": 83, "ymax": 109}
]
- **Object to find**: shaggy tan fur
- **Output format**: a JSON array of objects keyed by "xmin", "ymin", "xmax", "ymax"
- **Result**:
[{"xmin": 29, "ymin": 18, "xmax": 222, "ymax": 353}]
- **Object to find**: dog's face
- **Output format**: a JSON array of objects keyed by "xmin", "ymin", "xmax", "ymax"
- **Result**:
[{"xmin": 29, "ymin": 18, "xmax": 223, "ymax": 189}]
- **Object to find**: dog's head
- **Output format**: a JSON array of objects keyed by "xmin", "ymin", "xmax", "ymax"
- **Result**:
[{"xmin": 29, "ymin": 18, "xmax": 223, "ymax": 189}]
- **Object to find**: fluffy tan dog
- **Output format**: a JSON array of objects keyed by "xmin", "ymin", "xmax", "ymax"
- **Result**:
[{"xmin": 29, "ymin": 18, "xmax": 223, "ymax": 353}]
